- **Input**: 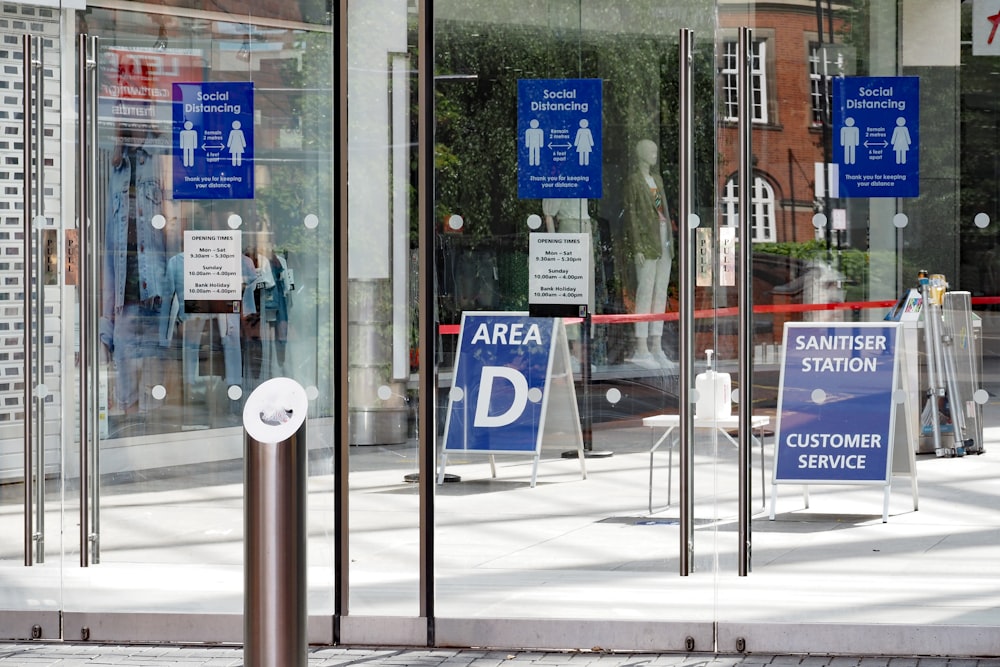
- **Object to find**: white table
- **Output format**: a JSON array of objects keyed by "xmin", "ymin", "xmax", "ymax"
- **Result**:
[{"xmin": 642, "ymin": 414, "xmax": 771, "ymax": 514}]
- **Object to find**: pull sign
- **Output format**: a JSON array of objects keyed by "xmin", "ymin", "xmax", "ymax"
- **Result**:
[
  {"xmin": 696, "ymin": 228, "xmax": 713, "ymax": 287},
  {"xmin": 42, "ymin": 229, "xmax": 59, "ymax": 286},
  {"xmin": 719, "ymin": 226, "xmax": 736, "ymax": 287},
  {"xmin": 64, "ymin": 229, "xmax": 78, "ymax": 286}
]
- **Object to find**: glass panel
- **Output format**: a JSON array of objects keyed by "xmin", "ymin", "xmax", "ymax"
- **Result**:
[
  {"xmin": 718, "ymin": 0, "xmax": 878, "ymax": 631},
  {"xmin": 345, "ymin": 0, "xmax": 420, "ymax": 617},
  {"xmin": 432, "ymin": 0, "xmax": 719, "ymax": 630},
  {"xmin": 716, "ymin": 1, "xmax": 998, "ymax": 649},
  {"xmin": 0, "ymin": 5, "xmax": 64, "ymax": 625},
  {"xmin": 65, "ymin": 5, "xmax": 335, "ymax": 619}
]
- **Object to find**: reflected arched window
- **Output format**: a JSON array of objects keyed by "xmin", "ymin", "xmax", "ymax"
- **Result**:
[{"xmin": 721, "ymin": 175, "xmax": 777, "ymax": 243}]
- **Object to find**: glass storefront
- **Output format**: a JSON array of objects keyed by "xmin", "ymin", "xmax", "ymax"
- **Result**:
[{"xmin": 0, "ymin": 0, "xmax": 998, "ymax": 656}]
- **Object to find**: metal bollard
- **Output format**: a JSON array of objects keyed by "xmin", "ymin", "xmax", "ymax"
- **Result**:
[{"xmin": 243, "ymin": 378, "xmax": 309, "ymax": 667}]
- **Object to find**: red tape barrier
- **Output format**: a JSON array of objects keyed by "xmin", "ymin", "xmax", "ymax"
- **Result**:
[{"xmin": 436, "ymin": 296, "xmax": 1000, "ymax": 335}]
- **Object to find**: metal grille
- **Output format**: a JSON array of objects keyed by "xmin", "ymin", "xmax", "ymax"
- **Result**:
[{"xmin": 0, "ymin": 4, "xmax": 61, "ymax": 439}]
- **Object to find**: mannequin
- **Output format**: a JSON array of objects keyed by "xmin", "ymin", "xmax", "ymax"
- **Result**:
[
  {"xmin": 622, "ymin": 139, "xmax": 674, "ymax": 369},
  {"xmin": 543, "ymin": 198, "xmax": 594, "ymax": 373},
  {"xmin": 543, "ymin": 198, "xmax": 590, "ymax": 235}
]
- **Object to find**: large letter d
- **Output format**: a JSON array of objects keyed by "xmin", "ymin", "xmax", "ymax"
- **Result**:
[{"xmin": 473, "ymin": 366, "xmax": 528, "ymax": 428}]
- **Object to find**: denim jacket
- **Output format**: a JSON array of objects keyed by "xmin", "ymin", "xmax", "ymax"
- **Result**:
[{"xmin": 99, "ymin": 143, "xmax": 168, "ymax": 347}]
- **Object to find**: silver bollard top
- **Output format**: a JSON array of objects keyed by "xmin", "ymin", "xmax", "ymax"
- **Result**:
[{"xmin": 243, "ymin": 377, "xmax": 308, "ymax": 444}]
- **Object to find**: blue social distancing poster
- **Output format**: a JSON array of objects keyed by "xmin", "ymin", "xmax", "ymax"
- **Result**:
[
  {"xmin": 833, "ymin": 76, "xmax": 919, "ymax": 198},
  {"xmin": 773, "ymin": 323, "xmax": 900, "ymax": 484},
  {"xmin": 172, "ymin": 82, "xmax": 254, "ymax": 200},
  {"xmin": 517, "ymin": 78, "xmax": 602, "ymax": 200}
]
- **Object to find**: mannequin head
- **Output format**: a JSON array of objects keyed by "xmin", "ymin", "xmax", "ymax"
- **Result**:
[{"xmin": 636, "ymin": 139, "xmax": 657, "ymax": 168}]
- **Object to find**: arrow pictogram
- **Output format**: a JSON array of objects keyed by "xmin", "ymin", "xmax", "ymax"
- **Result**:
[{"xmin": 988, "ymin": 10, "xmax": 1000, "ymax": 45}]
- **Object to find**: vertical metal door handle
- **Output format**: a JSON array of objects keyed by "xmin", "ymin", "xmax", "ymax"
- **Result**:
[
  {"xmin": 87, "ymin": 35, "xmax": 101, "ymax": 565},
  {"xmin": 737, "ymin": 26, "xmax": 755, "ymax": 577},
  {"xmin": 77, "ymin": 34, "xmax": 99, "ymax": 567},
  {"xmin": 21, "ymin": 33, "xmax": 36, "ymax": 567},
  {"xmin": 677, "ymin": 27, "xmax": 695, "ymax": 577},
  {"xmin": 31, "ymin": 35, "xmax": 45, "ymax": 565}
]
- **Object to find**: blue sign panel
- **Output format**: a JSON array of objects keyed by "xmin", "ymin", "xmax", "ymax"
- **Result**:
[
  {"xmin": 444, "ymin": 314, "xmax": 555, "ymax": 454},
  {"xmin": 833, "ymin": 76, "xmax": 919, "ymax": 198},
  {"xmin": 172, "ymin": 82, "xmax": 254, "ymax": 199},
  {"xmin": 773, "ymin": 323, "xmax": 900, "ymax": 484},
  {"xmin": 517, "ymin": 78, "xmax": 602, "ymax": 199}
]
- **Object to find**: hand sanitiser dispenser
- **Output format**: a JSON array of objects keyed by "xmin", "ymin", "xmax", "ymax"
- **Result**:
[{"xmin": 694, "ymin": 349, "xmax": 732, "ymax": 419}]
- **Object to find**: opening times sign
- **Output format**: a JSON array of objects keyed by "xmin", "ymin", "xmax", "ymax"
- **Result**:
[
  {"xmin": 528, "ymin": 232, "xmax": 592, "ymax": 317},
  {"xmin": 773, "ymin": 323, "xmax": 900, "ymax": 484},
  {"xmin": 183, "ymin": 229, "xmax": 243, "ymax": 313}
]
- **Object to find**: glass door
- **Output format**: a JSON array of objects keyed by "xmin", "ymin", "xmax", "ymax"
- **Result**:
[
  {"xmin": 0, "ymin": 6, "xmax": 66, "ymax": 640},
  {"xmin": 428, "ymin": 1, "xmax": 731, "ymax": 651},
  {"xmin": 713, "ymin": 2, "xmax": 1000, "ymax": 656},
  {"xmin": 58, "ymin": 5, "xmax": 336, "ymax": 643}
]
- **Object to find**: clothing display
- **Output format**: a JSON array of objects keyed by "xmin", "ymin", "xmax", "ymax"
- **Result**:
[
  {"xmin": 99, "ymin": 137, "xmax": 169, "ymax": 412},
  {"xmin": 244, "ymin": 250, "xmax": 295, "ymax": 382},
  {"xmin": 161, "ymin": 252, "xmax": 259, "ymax": 389}
]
